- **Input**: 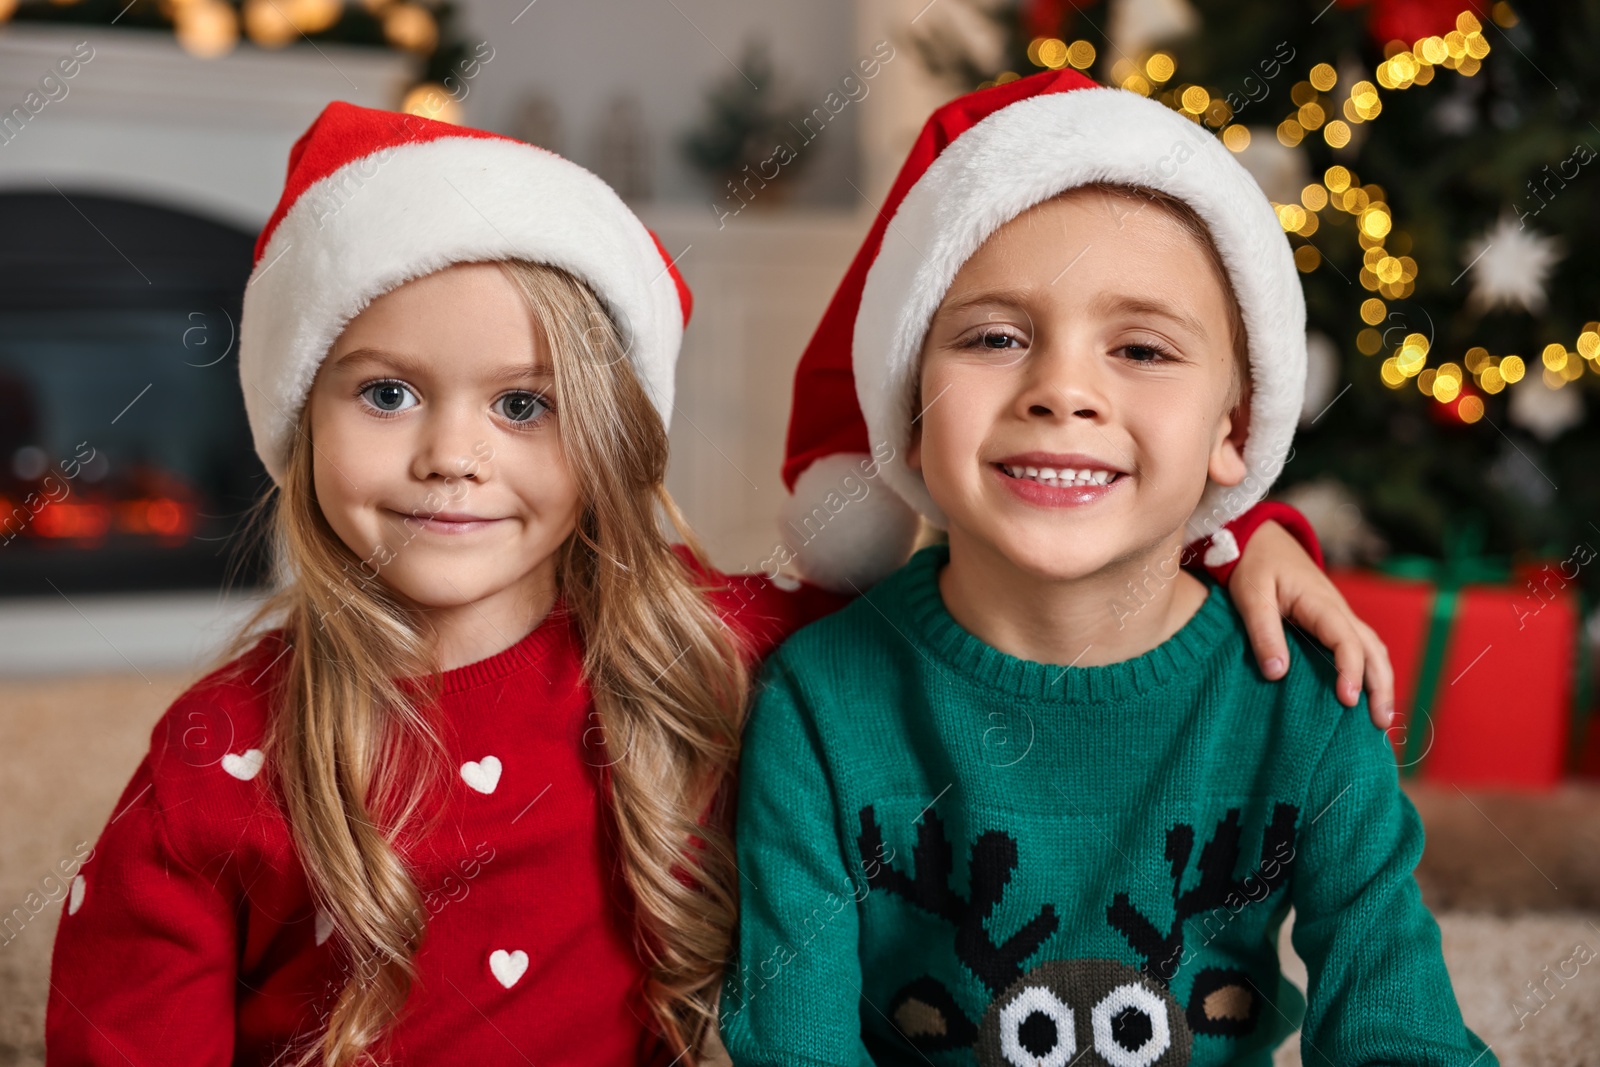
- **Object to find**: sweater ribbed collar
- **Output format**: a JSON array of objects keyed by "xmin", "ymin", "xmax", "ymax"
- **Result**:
[
  {"xmin": 437, "ymin": 599, "xmax": 575, "ymax": 695},
  {"xmin": 893, "ymin": 544, "xmax": 1235, "ymax": 705}
]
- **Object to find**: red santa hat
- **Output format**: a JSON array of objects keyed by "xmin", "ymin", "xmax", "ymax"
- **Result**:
[
  {"xmin": 240, "ymin": 101, "xmax": 692, "ymax": 484},
  {"xmin": 780, "ymin": 70, "xmax": 1307, "ymax": 592}
]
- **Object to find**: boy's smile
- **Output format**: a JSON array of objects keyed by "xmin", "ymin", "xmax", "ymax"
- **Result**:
[{"xmin": 909, "ymin": 186, "xmax": 1250, "ymax": 664}]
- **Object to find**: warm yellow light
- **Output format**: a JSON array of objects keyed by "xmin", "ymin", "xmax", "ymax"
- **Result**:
[
  {"xmin": 1361, "ymin": 298, "xmax": 1386, "ymax": 325},
  {"xmin": 1360, "ymin": 207, "xmax": 1392, "ymax": 239},
  {"xmin": 243, "ymin": 0, "xmax": 296, "ymax": 46},
  {"xmin": 401, "ymin": 83, "xmax": 461, "ymax": 124},
  {"xmin": 1038, "ymin": 38, "xmax": 1069, "ymax": 70},
  {"xmin": 1580, "ymin": 331, "xmax": 1600, "ymax": 359},
  {"xmin": 1277, "ymin": 119, "xmax": 1305, "ymax": 147},
  {"xmin": 1181, "ymin": 85, "xmax": 1211, "ymax": 113},
  {"xmin": 1381, "ymin": 357, "xmax": 1405, "ymax": 387},
  {"xmin": 176, "ymin": 0, "xmax": 238, "ymax": 55},
  {"xmin": 1458, "ymin": 395, "xmax": 1484, "ymax": 423},
  {"xmin": 1481, "ymin": 365, "xmax": 1505, "ymax": 393},
  {"xmin": 383, "ymin": 2, "xmax": 437, "ymax": 53},
  {"xmin": 1146, "ymin": 52, "xmax": 1175, "ymax": 82},
  {"xmin": 1067, "ymin": 40, "xmax": 1097, "ymax": 69},
  {"xmin": 1358, "ymin": 327, "xmax": 1383, "ymax": 354},
  {"xmin": 1542, "ymin": 343, "xmax": 1568, "ymax": 371},
  {"xmin": 1302, "ymin": 184, "xmax": 1329, "ymax": 212},
  {"xmin": 1221, "ymin": 124, "xmax": 1251, "ymax": 152},
  {"xmin": 1501, "ymin": 355, "xmax": 1526, "ymax": 383},
  {"xmin": 1298, "ymin": 102, "xmax": 1326, "ymax": 130},
  {"xmin": 1310, "ymin": 63, "xmax": 1338, "ymax": 91},
  {"xmin": 1433, "ymin": 375, "xmax": 1461, "ymax": 403},
  {"xmin": 1324, "ymin": 119, "xmax": 1352, "ymax": 148},
  {"xmin": 1294, "ymin": 245, "xmax": 1321, "ymax": 272},
  {"xmin": 1277, "ymin": 204, "xmax": 1308, "ymax": 231},
  {"xmin": 1325, "ymin": 165, "xmax": 1351, "ymax": 193},
  {"xmin": 1464, "ymin": 346, "xmax": 1490, "ymax": 372}
]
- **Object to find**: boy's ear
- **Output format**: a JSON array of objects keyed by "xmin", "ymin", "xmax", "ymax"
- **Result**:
[{"xmin": 1208, "ymin": 377, "xmax": 1250, "ymax": 488}]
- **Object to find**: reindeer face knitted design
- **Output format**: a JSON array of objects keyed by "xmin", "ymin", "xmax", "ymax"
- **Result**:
[
  {"xmin": 780, "ymin": 70, "xmax": 1306, "ymax": 592},
  {"xmin": 239, "ymin": 102, "xmax": 692, "ymax": 484}
]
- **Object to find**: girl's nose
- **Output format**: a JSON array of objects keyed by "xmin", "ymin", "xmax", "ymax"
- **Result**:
[{"xmin": 411, "ymin": 406, "xmax": 488, "ymax": 483}]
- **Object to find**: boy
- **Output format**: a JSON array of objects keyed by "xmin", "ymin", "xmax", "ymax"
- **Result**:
[{"xmin": 721, "ymin": 72, "xmax": 1490, "ymax": 1067}]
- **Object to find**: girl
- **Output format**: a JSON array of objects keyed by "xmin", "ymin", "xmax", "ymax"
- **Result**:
[{"xmin": 46, "ymin": 102, "xmax": 1379, "ymax": 1067}]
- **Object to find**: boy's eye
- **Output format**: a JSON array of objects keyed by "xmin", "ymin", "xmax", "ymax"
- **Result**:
[
  {"xmin": 1120, "ymin": 342, "xmax": 1175, "ymax": 363},
  {"xmin": 496, "ymin": 391, "xmax": 550, "ymax": 424},
  {"xmin": 962, "ymin": 327, "xmax": 1026, "ymax": 350},
  {"xmin": 362, "ymin": 380, "xmax": 418, "ymax": 412}
]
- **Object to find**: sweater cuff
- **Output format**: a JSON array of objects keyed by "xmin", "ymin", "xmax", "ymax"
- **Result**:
[{"xmin": 1187, "ymin": 501, "xmax": 1325, "ymax": 586}]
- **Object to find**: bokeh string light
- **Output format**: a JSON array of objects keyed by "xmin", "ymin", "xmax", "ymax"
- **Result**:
[{"xmin": 1024, "ymin": 3, "xmax": 1590, "ymax": 426}]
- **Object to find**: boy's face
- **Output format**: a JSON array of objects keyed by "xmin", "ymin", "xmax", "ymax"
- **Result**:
[{"xmin": 908, "ymin": 190, "xmax": 1248, "ymax": 583}]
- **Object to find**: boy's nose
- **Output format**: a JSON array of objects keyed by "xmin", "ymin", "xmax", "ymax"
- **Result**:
[{"xmin": 1017, "ymin": 343, "xmax": 1105, "ymax": 421}]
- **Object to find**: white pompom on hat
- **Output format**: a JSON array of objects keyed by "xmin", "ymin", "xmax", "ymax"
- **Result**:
[
  {"xmin": 779, "ymin": 69, "xmax": 1307, "ymax": 592},
  {"xmin": 240, "ymin": 101, "xmax": 692, "ymax": 484}
]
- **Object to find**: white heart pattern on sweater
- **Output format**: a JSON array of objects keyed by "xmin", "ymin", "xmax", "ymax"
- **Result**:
[
  {"xmin": 314, "ymin": 910, "xmax": 335, "ymax": 946},
  {"xmin": 489, "ymin": 948, "xmax": 528, "ymax": 989},
  {"xmin": 1203, "ymin": 529, "xmax": 1241, "ymax": 568},
  {"xmin": 460, "ymin": 756, "xmax": 502, "ymax": 795},
  {"xmin": 67, "ymin": 874, "xmax": 85, "ymax": 915},
  {"xmin": 221, "ymin": 749, "xmax": 265, "ymax": 781}
]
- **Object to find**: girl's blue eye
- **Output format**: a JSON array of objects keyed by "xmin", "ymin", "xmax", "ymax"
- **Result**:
[
  {"xmin": 496, "ymin": 391, "xmax": 550, "ymax": 424},
  {"xmin": 362, "ymin": 381, "xmax": 417, "ymax": 412}
]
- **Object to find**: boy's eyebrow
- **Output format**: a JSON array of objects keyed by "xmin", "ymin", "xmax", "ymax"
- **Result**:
[
  {"xmin": 332, "ymin": 347, "xmax": 554, "ymax": 382},
  {"xmin": 1087, "ymin": 293, "xmax": 1209, "ymax": 340},
  {"xmin": 935, "ymin": 288, "xmax": 1035, "ymax": 316}
]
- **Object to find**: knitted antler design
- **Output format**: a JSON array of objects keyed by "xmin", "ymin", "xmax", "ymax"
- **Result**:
[
  {"xmin": 858, "ymin": 805, "xmax": 1059, "ymax": 994},
  {"xmin": 1106, "ymin": 803, "xmax": 1299, "ymax": 986}
]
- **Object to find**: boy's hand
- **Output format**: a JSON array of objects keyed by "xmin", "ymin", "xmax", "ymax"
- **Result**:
[{"xmin": 1227, "ymin": 520, "xmax": 1395, "ymax": 727}]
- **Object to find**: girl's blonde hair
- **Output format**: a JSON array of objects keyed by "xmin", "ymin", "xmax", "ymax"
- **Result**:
[{"xmin": 225, "ymin": 260, "xmax": 747, "ymax": 1065}]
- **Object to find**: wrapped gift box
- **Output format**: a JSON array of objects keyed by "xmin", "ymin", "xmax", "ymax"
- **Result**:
[{"xmin": 1330, "ymin": 563, "xmax": 1580, "ymax": 790}]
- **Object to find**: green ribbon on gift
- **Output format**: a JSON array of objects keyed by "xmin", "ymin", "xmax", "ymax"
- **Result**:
[{"xmin": 1376, "ymin": 527, "xmax": 1511, "ymax": 775}]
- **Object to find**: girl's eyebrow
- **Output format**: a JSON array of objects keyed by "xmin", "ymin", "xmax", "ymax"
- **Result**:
[{"xmin": 332, "ymin": 347, "xmax": 554, "ymax": 383}]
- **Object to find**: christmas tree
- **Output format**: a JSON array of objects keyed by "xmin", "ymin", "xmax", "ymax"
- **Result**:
[{"xmin": 911, "ymin": 0, "xmax": 1600, "ymax": 599}]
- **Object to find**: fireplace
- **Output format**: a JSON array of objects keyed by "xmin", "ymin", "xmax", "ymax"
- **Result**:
[{"xmin": 0, "ymin": 190, "xmax": 270, "ymax": 596}]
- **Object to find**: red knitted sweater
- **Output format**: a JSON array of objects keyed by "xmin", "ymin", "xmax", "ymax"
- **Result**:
[{"xmin": 44, "ymin": 562, "xmax": 843, "ymax": 1067}]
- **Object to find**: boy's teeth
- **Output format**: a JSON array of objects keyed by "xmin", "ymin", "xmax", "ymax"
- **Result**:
[{"xmin": 1002, "ymin": 464, "xmax": 1117, "ymax": 487}]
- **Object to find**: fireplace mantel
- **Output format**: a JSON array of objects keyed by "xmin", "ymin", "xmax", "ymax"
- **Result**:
[{"xmin": 0, "ymin": 23, "xmax": 413, "ymax": 228}]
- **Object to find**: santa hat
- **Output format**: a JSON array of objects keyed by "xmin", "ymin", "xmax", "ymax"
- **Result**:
[
  {"xmin": 780, "ymin": 70, "xmax": 1307, "ymax": 592},
  {"xmin": 240, "ymin": 101, "xmax": 692, "ymax": 484}
]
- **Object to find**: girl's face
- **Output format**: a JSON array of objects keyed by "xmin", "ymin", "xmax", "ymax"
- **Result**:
[
  {"xmin": 308, "ymin": 262, "xmax": 580, "ymax": 622},
  {"xmin": 909, "ymin": 190, "xmax": 1248, "ymax": 583}
]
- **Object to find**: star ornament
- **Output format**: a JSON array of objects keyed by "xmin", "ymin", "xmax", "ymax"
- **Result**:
[{"xmin": 1463, "ymin": 215, "xmax": 1564, "ymax": 315}]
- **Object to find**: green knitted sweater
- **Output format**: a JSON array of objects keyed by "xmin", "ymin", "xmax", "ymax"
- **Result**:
[{"xmin": 720, "ymin": 545, "xmax": 1491, "ymax": 1067}]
